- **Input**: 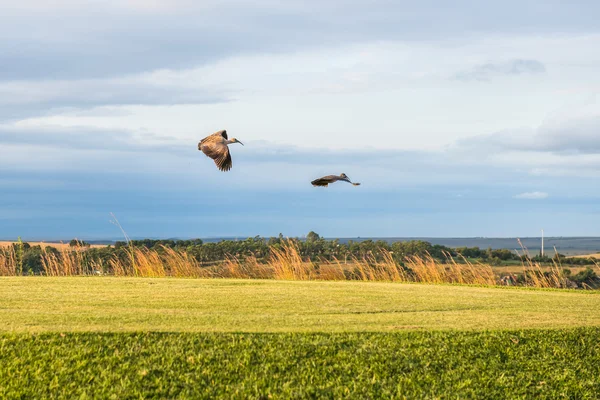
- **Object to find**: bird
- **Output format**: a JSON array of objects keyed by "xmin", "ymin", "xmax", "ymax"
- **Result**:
[
  {"xmin": 198, "ymin": 130, "xmax": 244, "ymax": 171},
  {"xmin": 311, "ymin": 173, "xmax": 361, "ymax": 187}
]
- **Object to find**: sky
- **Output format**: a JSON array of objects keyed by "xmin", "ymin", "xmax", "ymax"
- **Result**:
[{"xmin": 1, "ymin": 0, "xmax": 600, "ymax": 240}]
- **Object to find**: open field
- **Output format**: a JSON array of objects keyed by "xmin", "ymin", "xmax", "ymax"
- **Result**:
[
  {"xmin": 334, "ymin": 237, "xmax": 600, "ymax": 256},
  {"xmin": 1, "ymin": 278, "xmax": 599, "ymax": 398},
  {"xmin": 0, "ymin": 241, "xmax": 105, "ymax": 249},
  {"xmin": 490, "ymin": 264, "xmax": 590, "ymax": 274},
  {"xmin": 573, "ymin": 253, "xmax": 600, "ymax": 259},
  {"xmin": 2, "ymin": 329, "xmax": 599, "ymax": 398},
  {"xmin": 1, "ymin": 278, "xmax": 600, "ymax": 332}
]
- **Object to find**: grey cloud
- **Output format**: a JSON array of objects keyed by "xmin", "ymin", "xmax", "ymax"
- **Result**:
[
  {"xmin": 0, "ymin": 126, "xmax": 188, "ymax": 154},
  {"xmin": 538, "ymin": 114, "xmax": 600, "ymax": 153},
  {"xmin": 0, "ymin": 79, "xmax": 231, "ymax": 122},
  {"xmin": 454, "ymin": 59, "xmax": 546, "ymax": 82},
  {"xmin": 455, "ymin": 108, "xmax": 600, "ymax": 154},
  {"xmin": 451, "ymin": 128, "xmax": 534, "ymax": 152},
  {"xmin": 1, "ymin": 0, "xmax": 598, "ymax": 80}
]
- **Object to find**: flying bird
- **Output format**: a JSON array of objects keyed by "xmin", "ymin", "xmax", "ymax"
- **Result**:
[
  {"xmin": 311, "ymin": 173, "xmax": 361, "ymax": 187},
  {"xmin": 198, "ymin": 130, "xmax": 243, "ymax": 171}
]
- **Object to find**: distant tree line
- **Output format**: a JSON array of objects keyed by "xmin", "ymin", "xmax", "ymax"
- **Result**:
[{"xmin": 114, "ymin": 233, "xmax": 569, "ymax": 265}]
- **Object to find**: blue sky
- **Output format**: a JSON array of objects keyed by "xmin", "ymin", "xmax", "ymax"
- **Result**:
[{"xmin": 1, "ymin": 0, "xmax": 600, "ymax": 239}]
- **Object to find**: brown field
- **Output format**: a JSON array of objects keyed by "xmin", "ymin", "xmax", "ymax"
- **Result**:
[
  {"xmin": 490, "ymin": 264, "xmax": 590, "ymax": 274},
  {"xmin": 0, "ymin": 241, "xmax": 105, "ymax": 249},
  {"xmin": 572, "ymin": 253, "xmax": 600, "ymax": 259}
]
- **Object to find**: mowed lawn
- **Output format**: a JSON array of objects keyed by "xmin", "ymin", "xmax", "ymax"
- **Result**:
[
  {"xmin": 2, "ymin": 278, "xmax": 600, "ymax": 398},
  {"xmin": 1, "ymin": 277, "xmax": 600, "ymax": 332}
]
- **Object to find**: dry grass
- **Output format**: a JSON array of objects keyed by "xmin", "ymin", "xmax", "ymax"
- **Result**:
[
  {"xmin": 333, "ymin": 251, "xmax": 496, "ymax": 285},
  {"xmin": 270, "ymin": 241, "xmax": 317, "ymax": 280},
  {"xmin": 0, "ymin": 245, "xmax": 18, "ymax": 276},
  {"xmin": 518, "ymin": 257, "xmax": 571, "ymax": 289},
  {"xmin": 511, "ymin": 240, "xmax": 598, "ymax": 289},
  {"xmin": 219, "ymin": 245, "xmax": 497, "ymax": 285},
  {"xmin": 220, "ymin": 255, "xmax": 272, "ymax": 279},
  {"xmin": 406, "ymin": 253, "xmax": 496, "ymax": 285},
  {"xmin": 3, "ymin": 239, "xmax": 597, "ymax": 289},
  {"xmin": 40, "ymin": 246, "xmax": 104, "ymax": 276}
]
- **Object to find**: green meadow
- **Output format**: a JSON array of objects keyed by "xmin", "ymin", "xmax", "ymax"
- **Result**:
[{"xmin": 1, "ymin": 278, "xmax": 599, "ymax": 398}]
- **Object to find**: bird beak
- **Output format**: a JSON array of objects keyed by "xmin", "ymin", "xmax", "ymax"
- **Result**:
[{"xmin": 237, "ymin": 140, "xmax": 244, "ymax": 146}]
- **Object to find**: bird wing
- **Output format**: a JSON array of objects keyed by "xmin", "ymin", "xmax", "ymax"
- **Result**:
[
  {"xmin": 199, "ymin": 130, "xmax": 227, "ymax": 146},
  {"xmin": 311, "ymin": 179, "xmax": 329, "ymax": 187},
  {"xmin": 200, "ymin": 141, "xmax": 232, "ymax": 171},
  {"xmin": 311, "ymin": 175, "xmax": 337, "ymax": 187}
]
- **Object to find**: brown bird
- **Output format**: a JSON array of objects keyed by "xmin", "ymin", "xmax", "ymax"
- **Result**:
[
  {"xmin": 311, "ymin": 173, "xmax": 361, "ymax": 187},
  {"xmin": 198, "ymin": 130, "xmax": 244, "ymax": 171}
]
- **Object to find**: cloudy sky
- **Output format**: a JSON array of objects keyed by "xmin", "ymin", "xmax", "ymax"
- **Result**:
[{"xmin": 2, "ymin": 0, "xmax": 600, "ymax": 240}]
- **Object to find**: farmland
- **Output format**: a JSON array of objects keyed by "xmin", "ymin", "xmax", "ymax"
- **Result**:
[
  {"xmin": 0, "ymin": 241, "xmax": 104, "ymax": 250},
  {"xmin": 574, "ymin": 253, "xmax": 600, "ymax": 259}
]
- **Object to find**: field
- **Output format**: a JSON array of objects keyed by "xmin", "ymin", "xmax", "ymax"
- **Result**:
[
  {"xmin": 0, "ymin": 241, "xmax": 104, "ymax": 250},
  {"xmin": 2, "ymin": 329, "xmax": 599, "ymax": 398},
  {"xmin": 1, "ymin": 278, "xmax": 600, "ymax": 398},
  {"xmin": 2, "ymin": 278, "xmax": 600, "ymax": 332},
  {"xmin": 340, "ymin": 236, "xmax": 600, "ymax": 256},
  {"xmin": 573, "ymin": 253, "xmax": 600, "ymax": 259}
]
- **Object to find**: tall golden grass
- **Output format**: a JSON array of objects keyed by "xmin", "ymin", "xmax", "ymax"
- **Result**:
[
  {"xmin": 40, "ymin": 246, "xmax": 91, "ymax": 276},
  {"xmin": 270, "ymin": 240, "xmax": 317, "ymax": 280},
  {"xmin": 0, "ymin": 238, "xmax": 25, "ymax": 276},
  {"xmin": 514, "ymin": 240, "xmax": 575, "ymax": 289},
  {"xmin": 2, "ymin": 238, "xmax": 597, "ymax": 289},
  {"xmin": 518, "ymin": 256, "xmax": 571, "ymax": 288},
  {"xmin": 0, "ymin": 245, "xmax": 18, "ymax": 276}
]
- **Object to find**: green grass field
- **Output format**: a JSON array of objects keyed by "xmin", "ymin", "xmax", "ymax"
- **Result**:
[
  {"xmin": 2, "ymin": 330, "xmax": 599, "ymax": 399},
  {"xmin": 2, "ymin": 277, "xmax": 600, "ymax": 332},
  {"xmin": 1, "ymin": 278, "xmax": 599, "ymax": 398}
]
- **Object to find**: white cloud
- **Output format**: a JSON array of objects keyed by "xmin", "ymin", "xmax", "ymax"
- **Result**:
[
  {"xmin": 514, "ymin": 191, "xmax": 549, "ymax": 199},
  {"xmin": 5, "ymin": 33, "xmax": 598, "ymax": 153},
  {"xmin": 454, "ymin": 59, "xmax": 546, "ymax": 82}
]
